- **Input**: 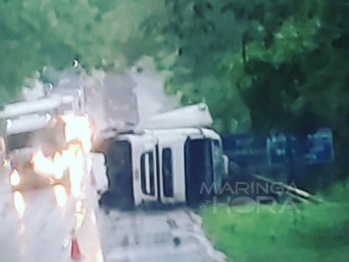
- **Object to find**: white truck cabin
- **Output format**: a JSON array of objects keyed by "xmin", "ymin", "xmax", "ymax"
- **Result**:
[
  {"xmin": 5, "ymin": 113, "xmax": 68, "ymax": 191},
  {"xmin": 102, "ymin": 127, "xmax": 225, "ymax": 207},
  {"xmin": 5, "ymin": 114, "xmax": 53, "ymax": 190},
  {"xmin": 0, "ymin": 96, "xmax": 63, "ymax": 155}
]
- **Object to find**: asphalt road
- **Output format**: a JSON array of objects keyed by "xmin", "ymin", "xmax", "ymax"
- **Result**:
[
  {"xmin": 0, "ymin": 157, "xmax": 104, "ymax": 262},
  {"xmin": 0, "ymin": 154, "xmax": 227, "ymax": 262},
  {"xmin": 95, "ymin": 208, "xmax": 227, "ymax": 262},
  {"xmin": 91, "ymin": 153, "xmax": 228, "ymax": 262}
]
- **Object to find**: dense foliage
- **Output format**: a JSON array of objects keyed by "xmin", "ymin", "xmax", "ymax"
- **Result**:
[
  {"xmin": 203, "ymin": 180, "xmax": 349, "ymax": 262},
  {"xmin": 141, "ymin": 0, "xmax": 349, "ymax": 135},
  {"xmin": 1, "ymin": 0, "xmax": 349, "ymax": 175},
  {"xmin": 0, "ymin": 0, "xmax": 162, "ymax": 104}
]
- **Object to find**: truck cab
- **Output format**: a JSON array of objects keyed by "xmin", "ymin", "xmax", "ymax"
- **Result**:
[
  {"xmin": 98, "ymin": 128, "xmax": 225, "ymax": 208},
  {"xmin": 0, "ymin": 96, "xmax": 69, "ymax": 191},
  {"xmin": 5, "ymin": 113, "xmax": 68, "ymax": 191}
]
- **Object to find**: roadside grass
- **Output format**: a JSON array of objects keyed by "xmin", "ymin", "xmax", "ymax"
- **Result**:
[{"xmin": 201, "ymin": 180, "xmax": 349, "ymax": 262}]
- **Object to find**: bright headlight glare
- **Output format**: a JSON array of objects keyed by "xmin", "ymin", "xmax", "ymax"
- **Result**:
[
  {"xmin": 10, "ymin": 169, "xmax": 21, "ymax": 187},
  {"xmin": 45, "ymin": 113, "xmax": 52, "ymax": 122},
  {"xmin": 6, "ymin": 119, "xmax": 12, "ymax": 128}
]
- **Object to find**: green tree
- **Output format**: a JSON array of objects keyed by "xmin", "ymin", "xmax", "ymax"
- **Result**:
[
  {"xmin": 134, "ymin": 0, "xmax": 349, "ymax": 181},
  {"xmin": 138, "ymin": 0, "xmax": 328, "ymax": 133},
  {"xmin": 2, "ymin": 0, "xmax": 349, "ymax": 161},
  {"xmin": 0, "ymin": 0, "xmax": 164, "ymax": 105}
]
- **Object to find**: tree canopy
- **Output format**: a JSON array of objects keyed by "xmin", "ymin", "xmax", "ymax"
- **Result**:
[
  {"xmin": 1, "ymin": 0, "xmax": 349, "ymax": 145},
  {"xmin": 0, "ymin": 0, "xmax": 163, "ymax": 104},
  {"xmin": 139, "ymin": 0, "xmax": 349, "ymax": 136}
]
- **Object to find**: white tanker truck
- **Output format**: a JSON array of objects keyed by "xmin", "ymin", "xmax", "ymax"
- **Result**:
[{"xmin": 93, "ymin": 103, "xmax": 229, "ymax": 208}]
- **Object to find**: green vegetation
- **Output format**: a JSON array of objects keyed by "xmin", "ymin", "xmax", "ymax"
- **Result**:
[
  {"xmin": 141, "ymin": 0, "xmax": 349, "ymax": 135},
  {"xmin": 1, "ymin": 0, "xmax": 348, "ymax": 136},
  {"xmin": 202, "ymin": 181, "xmax": 349, "ymax": 262},
  {"xmin": 0, "ymin": 0, "xmax": 163, "ymax": 104},
  {"xmin": 1, "ymin": 0, "xmax": 349, "ymax": 176}
]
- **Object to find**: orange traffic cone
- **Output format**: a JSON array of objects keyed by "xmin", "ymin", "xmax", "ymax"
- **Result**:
[{"xmin": 71, "ymin": 231, "xmax": 82, "ymax": 260}]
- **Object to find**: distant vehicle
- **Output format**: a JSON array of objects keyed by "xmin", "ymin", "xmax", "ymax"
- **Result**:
[
  {"xmin": 94, "ymin": 104, "xmax": 228, "ymax": 208},
  {"xmin": 6, "ymin": 114, "xmax": 70, "ymax": 191},
  {"xmin": 0, "ymin": 96, "xmax": 71, "ymax": 191}
]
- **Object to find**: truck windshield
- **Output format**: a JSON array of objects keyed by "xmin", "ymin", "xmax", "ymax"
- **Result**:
[{"xmin": 7, "ymin": 131, "xmax": 39, "ymax": 152}]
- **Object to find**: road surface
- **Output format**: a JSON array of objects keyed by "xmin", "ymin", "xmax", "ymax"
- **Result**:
[
  {"xmin": 0, "ymin": 154, "xmax": 227, "ymax": 262},
  {"xmin": 95, "ymin": 208, "xmax": 227, "ymax": 262},
  {"xmin": 0, "ymin": 158, "xmax": 104, "ymax": 262},
  {"xmin": 91, "ymin": 153, "xmax": 228, "ymax": 262}
]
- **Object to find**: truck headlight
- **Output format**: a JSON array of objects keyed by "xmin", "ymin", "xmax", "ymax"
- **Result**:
[
  {"xmin": 45, "ymin": 113, "xmax": 52, "ymax": 122},
  {"xmin": 2, "ymin": 158, "xmax": 8, "ymax": 167},
  {"xmin": 10, "ymin": 169, "xmax": 21, "ymax": 187},
  {"xmin": 6, "ymin": 119, "xmax": 12, "ymax": 129}
]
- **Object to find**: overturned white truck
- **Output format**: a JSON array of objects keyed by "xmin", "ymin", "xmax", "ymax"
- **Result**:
[{"xmin": 93, "ymin": 103, "xmax": 228, "ymax": 208}]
